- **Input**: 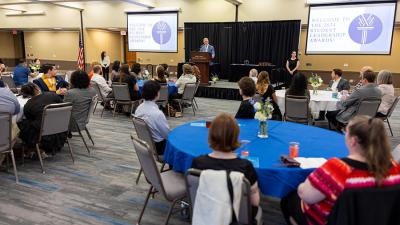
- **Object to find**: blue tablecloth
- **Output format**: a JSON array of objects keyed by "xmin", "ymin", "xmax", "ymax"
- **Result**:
[
  {"xmin": 137, "ymin": 80, "xmax": 177, "ymax": 96},
  {"xmin": 164, "ymin": 119, "xmax": 348, "ymax": 198}
]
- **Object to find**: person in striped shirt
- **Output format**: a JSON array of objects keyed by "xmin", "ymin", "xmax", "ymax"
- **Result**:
[{"xmin": 281, "ymin": 116, "xmax": 400, "ymax": 225}]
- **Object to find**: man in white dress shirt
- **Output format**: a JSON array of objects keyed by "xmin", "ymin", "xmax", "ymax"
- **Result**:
[
  {"xmin": 91, "ymin": 65, "xmax": 112, "ymax": 98},
  {"xmin": 199, "ymin": 37, "xmax": 215, "ymax": 59},
  {"xmin": 135, "ymin": 80, "xmax": 170, "ymax": 155}
]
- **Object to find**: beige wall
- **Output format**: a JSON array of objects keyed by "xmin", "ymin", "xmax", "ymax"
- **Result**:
[
  {"xmin": 0, "ymin": 31, "xmax": 16, "ymax": 58},
  {"xmin": 85, "ymin": 29, "xmax": 123, "ymax": 64}
]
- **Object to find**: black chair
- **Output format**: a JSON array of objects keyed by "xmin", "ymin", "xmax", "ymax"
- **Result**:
[
  {"xmin": 284, "ymin": 95, "xmax": 310, "ymax": 125},
  {"xmin": 379, "ymin": 96, "xmax": 400, "ymax": 136},
  {"xmin": 0, "ymin": 113, "xmax": 19, "ymax": 183}
]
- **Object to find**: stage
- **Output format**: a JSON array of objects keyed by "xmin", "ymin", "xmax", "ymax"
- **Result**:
[{"xmin": 195, "ymin": 80, "xmax": 284, "ymax": 101}]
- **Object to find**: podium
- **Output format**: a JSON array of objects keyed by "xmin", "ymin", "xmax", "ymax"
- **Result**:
[{"xmin": 190, "ymin": 51, "xmax": 211, "ymax": 85}]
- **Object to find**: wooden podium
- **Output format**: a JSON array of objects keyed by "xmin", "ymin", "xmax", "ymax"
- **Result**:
[{"xmin": 190, "ymin": 51, "xmax": 211, "ymax": 85}]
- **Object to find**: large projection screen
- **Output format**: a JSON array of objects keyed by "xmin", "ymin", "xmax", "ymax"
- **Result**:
[
  {"xmin": 127, "ymin": 11, "xmax": 178, "ymax": 52},
  {"xmin": 306, "ymin": 2, "xmax": 396, "ymax": 55}
]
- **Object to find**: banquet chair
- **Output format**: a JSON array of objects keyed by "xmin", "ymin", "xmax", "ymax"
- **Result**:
[
  {"xmin": 326, "ymin": 185, "xmax": 400, "ymax": 225},
  {"xmin": 156, "ymin": 84, "xmax": 170, "ymax": 116},
  {"xmin": 284, "ymin": 95, "xmax": 310, "ymax": 125},
  {"xmin": 70, "ymin": 96, "xmax": 97, "ymax": 155},
  {"xmin": 174, "ymin": 83, "xmax": 197, "ymax": 116},
  {"xmin": 112, "ymin": 83, "xmax": 141, "ymax": 117},
  {"xmin": 25, "ymin": 103, "xmax": 75, "ymax": 174},
  {"xmin": 185, "ymin": 169, "xmax": 263, "ymax": 225},
  {"xmin": 131, "ymin": 136, "xmax": 187, "ymax": 225},
  {"xmin": 0, "ymin": 113, "xmax": 19, "ymax": 183},
  {"xmin": 192, "ymin": 81, "xmax": 200, "ymax": 110},
  {"xmin": 1, "ymin": 75, "xmax": 19, "ymax": 93},
  {"xmin": 379, "ymin": 96, "xmax": 400, "ymax": 136},
  {"xmin": 132, "ymin": 115, "xmax": 167, "ymax": 184},
  {"xmin": 65, "ymin": 71, "xmax": 74, "ymax": 82},
  {"xmin": 91, "ymin": 82, "xmax": 113, "ymax": 118}
]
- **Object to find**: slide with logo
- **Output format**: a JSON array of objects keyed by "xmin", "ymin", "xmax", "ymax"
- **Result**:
[
  {"xmin": 306, "ymin": 2, "xmax": 396, "ymax": 54},
  {"xmin": 127, "ymin": 12, "xmax": 178, "ymax": 52}
]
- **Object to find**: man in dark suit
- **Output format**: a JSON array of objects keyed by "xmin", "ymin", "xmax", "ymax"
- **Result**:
[
  {"xmin": 199, "ymin": 37, "xmax": 215, "ymax": 59},
  {"xmin": 328, "ymin": 68, "xmax": 350, "ymax": 92}
]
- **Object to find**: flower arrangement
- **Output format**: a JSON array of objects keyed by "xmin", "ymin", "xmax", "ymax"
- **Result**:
[
  {"xmin": 253, "ymin": 99, "xmax": 274, "ymax": 138},
  {"xmin": 211, "ymin": 74, "xmax": 219, "ymax": 84},
  {"xmin": 308, "ymin": 73, "xmax": 323, "ymax": 94},
  {"xmin": 30, "ymin": 64, "xmax": 40, "ymax": 73}
]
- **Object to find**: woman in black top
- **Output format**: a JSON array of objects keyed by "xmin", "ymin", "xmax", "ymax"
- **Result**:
[
  {"xmin": 17, "ymin": 83, "xmax": 66, "ymax": 154},
  {"xmin": 112, "ymin": 64, "xmax": 140, "ymax": 101},
  {"xmin": 235, "ymin": 77, "xmax": 256, "ymax": 119},
  {"xmin": 256, "ymin": 71, "xmax": 282, "ymax": 121},
  {"xmin": 286, "ymin": 73, "xmax": 309, "ymax": 98},
  {"xmin": 191, "ymin": 113, "xmax": 260, "ymax": 221},
  {"xmin": 154, "ymin": 65, "xmax": 167, "ymax": 83},
  {"xmin": 285, "ymin": 51, "xmax": 300, "ymax": 87}
]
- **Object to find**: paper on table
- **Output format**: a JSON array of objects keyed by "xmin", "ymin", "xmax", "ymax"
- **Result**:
[
  {"xmin": 190, "ymin": 122, "xmax": 206, "ymax": 127},
  {"xmin": 294, "ymin": 157, "xmax": 327, "ymax": 169}
]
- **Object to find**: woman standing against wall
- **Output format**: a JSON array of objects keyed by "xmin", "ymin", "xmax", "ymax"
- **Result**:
[
  {"xmin": 100, "ymin": 51, "xmax": 110, "ymax": 82},
  {"xmin": 285, "ymin": 50, "xmax": 300, "ymax": 87}
]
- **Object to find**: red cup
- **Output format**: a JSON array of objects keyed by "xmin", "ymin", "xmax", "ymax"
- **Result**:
[
  {"xmin": 289, "ymin": 142, "xmax": 299, "ymax": 158},
  {"xmin": 206, "ymin": 121, "xmax": 212, "ymax": 128},
  {"xmin": 241, "ymin": 150, "xmax": 249, "ymax": 157}
]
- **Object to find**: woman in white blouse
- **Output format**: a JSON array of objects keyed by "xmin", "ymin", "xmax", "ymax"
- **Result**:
[
  {"xmin": 100, "ymin": 51, "xmax": 110, "ymax": 81},
  {"xmin": 376, "ymin": 70, "xmax": 395, "ymax": 117}
]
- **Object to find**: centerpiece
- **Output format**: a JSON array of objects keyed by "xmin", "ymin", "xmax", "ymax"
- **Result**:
[
  {"xmin": 308, "ymin": 73, "xmax": 323, "ymax": 95},
  {"xmin": 254, "ymin": 99, "xmax": 274, "ymax": 138},
  {"xmin": 211, "ymin": 74, "xmax": 219, "ymax": 84}
]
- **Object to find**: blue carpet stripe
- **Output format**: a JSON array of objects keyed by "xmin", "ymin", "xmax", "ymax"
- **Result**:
[
  {"xmin": 7, "ymin": 176, "xmax": 59, "ymax": 192},
  {"xmin": 68, "ymin": 208, "xmax": 132, "ymax": 225}
]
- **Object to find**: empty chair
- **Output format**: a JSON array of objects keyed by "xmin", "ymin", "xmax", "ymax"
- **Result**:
[
  {"xmin": 112, "ymin": 83, "xmax": 140, "ymax": 117},
  {"xmin": 0, "ymin": 113, "xmax": 19, "ymax": 183},
  {"xmin": 1, "ymin": 76, "xmax": 18, "ymax": 93},
  {"xmin": 173, "ymin": 83, "xmax": 197, "ymax": 116},
  {"xmin": 378, "ymin": 96, "xmax": 399, "ymax": 136},
  {"xmin": 156, "ymin": 84, "xmax": 170, "ymax": 115},
  {"xmin": 91, "ymin": 82, "xmax": 113, "ymax": 118},
  {"xmin": 284, "ymin": 95, "xmax": 310, "ymax": 125},
  {"xmin": 131, "ymin": 136, "xmax": 187, "ymax": 225},
  {"xmin": 185, "ymin": 169, "xmax": 262, "ymax": 225}
]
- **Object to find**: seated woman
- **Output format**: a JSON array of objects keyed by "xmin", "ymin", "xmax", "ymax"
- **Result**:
[
  {"xmin": 235, "ymin": 77, "xmax": 256, "ymax": 119},
  {"xmin": 286, "ymin": 73, "xmax": 309, "ymax": 98},
  {"xmin": 33, "ymin": 64, "xmax": 68, "ymax": 96},
  {"xmin": 192, "ymin": 65, "xmax": 201, "ymax": 82},
  {"xmin": 170, "ymin": 64, "xmax": 196, "ymax": 100},
  {"xmin": 256, "ymin": 71, "xmax": 282, "ymax": 120},
  {"xmin": 17, "ymin": 83, "xmax": 66, "ymax": 156},
  {"xmin": 249, "ymin": 68, "xmax": 258, "ymax": 84},
  {"xmin": 131, "ymin": 63, "xmax": 143, "ymax": 80},
  {"xmin": 110, "ymin": 60, "xmax": 121, "ymax": 83},
  {"xmin": 281, "ymin": 116, "xmax": 400, "ymax": 225},
  {"xmin": 191, "ymin": 113, "xmax": 260, "ymax": 221},
  {"xmin": 64, "ymin": 70, "xmax": 96, "ymax": 132},
  {"xmin": 376, "ymin": 70, "xmax": 395, "ymax": 118},
  {"xmin": 112, "ymin": 64, "xmax": 140, "ymax": 101},
  {"xmin": 154, "ymin": 65, "xmax": 167, "ymax": 84}
]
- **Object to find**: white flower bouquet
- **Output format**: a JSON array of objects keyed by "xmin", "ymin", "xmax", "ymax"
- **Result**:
[
  {"xmin": 253, "ymin": 99, "xmax": 274, "ymax": 138},
  {"xmin": 308, "ymin": 73, "xmax": 323, "ymax": 94}
]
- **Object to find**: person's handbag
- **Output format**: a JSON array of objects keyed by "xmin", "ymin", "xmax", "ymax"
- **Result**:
[{"xmin": 226, "ymin": 171, "xmax": 249, "ymax": 225}]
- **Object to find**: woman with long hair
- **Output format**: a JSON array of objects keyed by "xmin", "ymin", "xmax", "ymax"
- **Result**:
[
  {"xmin": 154, "ymin": 65, "xmax": 167, "ymax": 83},
  {"xmin": 256, "ymin": 71, "xmax": 282, "ymax": 120},
  {"xmin": 110, "ymin": 60, "xmax": 121, "ymax": 82},
  {"xmin": 286, "ymin": 73, "xmax": 309, "ymax": 97},
  {"xmin": 100, "ymin": 51, "xmax": 110, "ymax": 81},
  {"xmin": 376, "ymin": 70, "xmax": 395, "ymax": 117},
  {"xmin": 285, "ymin": 51, "xmax": 300, "ymax": 87},
  {"xmin": 112, "ymin": 64, "xmax": 139, "ymax": 101},
  {"xmin": 281, "ymin": 116, "xmax": 400, "ymax": 225}
]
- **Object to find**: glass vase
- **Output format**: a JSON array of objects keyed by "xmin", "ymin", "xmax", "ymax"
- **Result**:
[
  {"xmin": 258, "ymin": 120, "xmax": 268, "ymax": 138},
  {"xmin": 313, "ymin": 87, "xmax": 318, "ymax": 95}
]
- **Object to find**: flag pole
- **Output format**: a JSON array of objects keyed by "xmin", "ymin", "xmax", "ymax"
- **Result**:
[{"xmin": 80, "ymin": 9, "xmax": 85, "ymax": 71}]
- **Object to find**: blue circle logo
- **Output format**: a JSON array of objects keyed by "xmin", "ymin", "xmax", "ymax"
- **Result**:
[
  {"xmin": 348, "ymin": 13, "xmax": 382, "ymax": 45},
  {"xmin": 152, "ymin": 21, "xmax": 171, "ymax": 45}
]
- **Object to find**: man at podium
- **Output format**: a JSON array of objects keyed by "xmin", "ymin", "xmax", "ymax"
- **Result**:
[{"xmin": 199, "ymin": 37, "xmax": 215, "ymax": 59}]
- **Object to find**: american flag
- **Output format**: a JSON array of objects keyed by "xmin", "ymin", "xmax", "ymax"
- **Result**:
[{"xmin": 77, "ymin": 33, "xmax": 85, "ymax": 70}]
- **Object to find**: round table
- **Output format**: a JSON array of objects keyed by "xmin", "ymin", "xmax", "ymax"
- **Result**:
[
  {"xmin": 275, "ymin": 90, "xmax": 340, "ymax": 117},
  {"xmin": 137, "ymin": 80, "xmax": 177, "ymax": 96},
  {"xmin": 164, "ymin": 119, "xmax": 348, "ymax": 198}
]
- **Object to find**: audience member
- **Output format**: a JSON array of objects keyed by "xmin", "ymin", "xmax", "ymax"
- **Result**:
[
  {"xmin": 256, "ymin": 71, "xmax": 282, "ymax": 120},
  {"xmin": 192, "ymin": 65, "xmax": 201, "ymax": 82},
  {"xmin": 191, "ymin": 113, "xmax": 260, "ymax": 220},
  {"xmin": 110, "ymin": 60, "xmax": 121, "ymax": 82},
  {"xmin": 154, "ymin": 65, "xmax": 167, "ymax": 83},
  {"xmin": 281, "ymin": 116, "xmax": 400, "ymax": 225},
  {"xmin": 100, "ymin": 51, "xmax": 110, "ymax": 81},
  {"xmin": 351, "ymin": 66, "xmax": 373, "ymax": 92},
  {"xmin": 326, "ymin": 70, "xmax": 382, "ymax": 129},
  {"xmin": 0, "ymin": 84, "xmax": 20, "ymax": 115},
  {"xmin": 33, "ymin": 64, "xmax": 68, "ymax": 95},
  {"xmin": 131, "ymin": 63, "xmax": 142, "ymax": 79},
  {"xmin": 113, "ymin": 64, "xmax": 140, "ymax": 101},
  {"xmin": 286, "ymin": 73, "xmax": 309, "ymax": 97},
  {"xmin": 91, "ymin": 65, "xmax": 112, "ymax": 97},
  {"xmin": 236, "ymin": 76, "xmax": 256, "ymax": 119},
  {"xmin": 171, "ymin": 64, "xmax": 196, "ymax": 99},
  {"xmin": 376, "ymin": 70, "xmax": 395, "ymax": 117},
  {"xmin": 64, "ymin": 70, "xmax": 96, "ymax": 132},
  {"xmin": 328, "ymin": 68, "xmax": 350, "ymax": 92},
  {"xmin": 88, "ymin": 61, "xmax": 101, "ymax": 80},
  {"xmin": 249, "ymin": 68, "xmax": 258, "ymax": 84},
  {"xmin": 135, "ymin": 80, "xmax": 170, "ymax": 155},
  {"xmin": 17, "ymin": 83, "xmax": 66, "ymax": 155},
  {"xmin": 13, "ymin": 59, "xmax": 35, "ymax": 86},
  {"xmin": 160, "ymin": 63, "xmax": 169, "ymax": 77},
  {"xmin": 0, "ymin": 59, "xmax": 5, "ymax": 73}
]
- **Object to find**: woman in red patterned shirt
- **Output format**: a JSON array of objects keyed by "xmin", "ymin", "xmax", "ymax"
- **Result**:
[{"xmin": 281, "ymin": 116, "xmax": 400, "ymax": 225}]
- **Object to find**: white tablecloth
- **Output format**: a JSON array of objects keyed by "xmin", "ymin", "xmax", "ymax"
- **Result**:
[
  {"xmin": 13, "ymin": 96, "xmax": 29, "ymax": 122},
  {"xmin": 275, "ymin": 90, "xmax": 340, "ymax": 117}
]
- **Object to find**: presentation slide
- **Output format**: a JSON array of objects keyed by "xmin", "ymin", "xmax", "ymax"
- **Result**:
[
  {"xmin": 306, "ymin": 3, "xmax": 396, "ymax": 54},
  {"xmin": 127, "ymin": 12, "xmax": 178, "ymax": 52},
  {"xmin": 306, "ymin": 0, "xmax": 396, "ymax": 4}
]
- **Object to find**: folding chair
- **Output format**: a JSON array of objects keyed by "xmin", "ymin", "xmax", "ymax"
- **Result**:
[
  {"xmin": 379, "ymin": 96, "xmax": 399, "ymax": 136},
  {"xmin": 156, "ymin": 84, "xmax": 170, "ymax": 116},
  {"xmin": 112, "ymin": 83, "xmax": 140, "ymax": 117},
  {"xmin": 284, "ymin": 95, "xmax": 310, "ymax": 125},
  {"xmin": 0, "ymin": 113, "xmax": 19, "ymax": 183},
  {"xmin": 174, "ymin": 83, "xmax": 197, "ymax": 116}
]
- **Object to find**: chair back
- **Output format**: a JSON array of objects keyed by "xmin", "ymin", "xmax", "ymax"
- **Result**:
[
  {"xmin": 39, "ymin": 103, "xmax": 73, "ymax": 139},
  {"xmin": 182, "ymin": 83, "xmax": 197, "ymax": 101},
  {"xmin": 112, "ymin": 83, "xmax": 131, "ymax": 101},
  {"xmin": 1, "ymin": 75, "xmax": 17, "ymax": 91},
  {"xmin": 385, "ymin": 96, "xmax": 400, "ymax": 118},
  {"xmin": 285, "ymin": 95, "xmax": 309, "ymax": 124},
  {"xmin": 58, "ymin": 73, "xmax": 66, "ymax": 80},
  {"xmin": 131, "ymin": 136, "xmax": 166, "ymax": 195},
  {"xmin": 355, "ymin": 98, "xmax": 381, "ymax": 118},
  {"xmin": 132, "ymin": 115, "xmax": 161, "ymax": 161},
  {"xmin": 185, "ymin": 169, "xmax": 253, "ymax": 224},
  {"xmin": 327, "ymin": 185, "xmax": 400, "ymax": 225},
  {"xmin": 0, "ymin": 113, "xmax": 11, "ymax": 153},
  {"xmin": 86, "ymin": 95, "xmax": 98, "ymax": 124},
  {"xmin": 158, "ymin": 84, "xmax": 169, "ymax": 102},
  {"xmin": 91, "ymin": 82, "xmax": 104, "ymax": 100},
  {"xmin": 65, "ymin": 71, "xmax": 74, "ymax": 82}
]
